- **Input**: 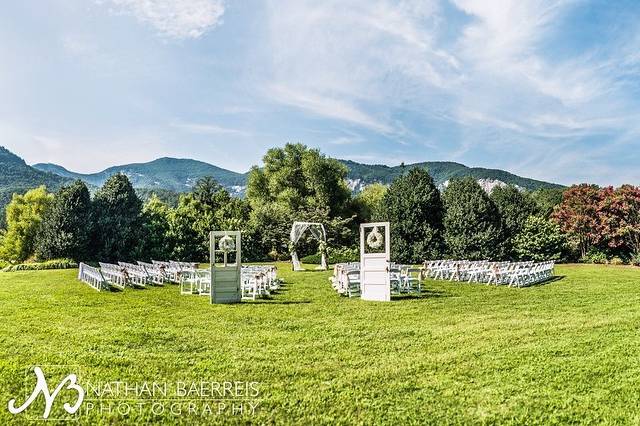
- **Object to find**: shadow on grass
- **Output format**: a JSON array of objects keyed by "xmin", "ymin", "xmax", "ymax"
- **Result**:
[
  {"xmin": 245, "ymin": 298, "xmax": 312, "ymax": 305},
  {"xmin": 525, "ymin": 275, "xmax": 566, "ymax": 287},
  {"xmin": 391, "ymin": 289, "xmax": 454, "ymax": 301}
]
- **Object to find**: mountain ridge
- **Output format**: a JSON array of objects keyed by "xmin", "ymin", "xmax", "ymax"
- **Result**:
[
  {"xmin": 0, "ymin": 147, "xmax": 70, "ymax": 208},
  {"xmin": 32, "ymin": 155, "xmax": 563, "ymax": 195}
]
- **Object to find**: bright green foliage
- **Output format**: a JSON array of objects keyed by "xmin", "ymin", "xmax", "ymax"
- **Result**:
[
  {"xmin": 92, "ymin": 174, "xmax": 143, "ymax": 262},
  {"xmin": 0, "ymin": 186, "xmax": 53, "ymax": 262},
  {"xmin": 168, "ymin": 177, "xmax": 252, "ymax": 261},
  {"xmin": 246, "ymin": 144, "xmax": 354, "ymax": 258},
  {"xmin": 138, "ymin": 195, "xmax": 174, "ymax": 261},
  {"xmin": 167, "ymin": 195, "xmax": 204, "ymax": 261},
  {"xmin": 531, "ymin": 187, "xmax": 565, "ymax": 217},
  {"xmin": 513, "ymin": 216, "xmax": 566, "ymax": 261},
  {"xmin": 379, "ymin": 169, "xmax": 445, "ymax": 263},
  {"xmin": 2, "ymin": 258, "xmax": 77, "ymax": 271},
  {"xmin": 247, "ymin": 143, "xmax": 351, "ymax": 217},
  {"xmin": 443, "ymin": 177, "xmax": 504, "ymax": 260},
  {"xmin": 36, "ymin": 180, "xmax": 92, "ymax": 261},
  {"xmin": 354, "ymin": 183, "xmax": 387, "ymax": 221},
  {"xmin": 490, "ymin": 185, "xmax": 539, "ymax": 258}
]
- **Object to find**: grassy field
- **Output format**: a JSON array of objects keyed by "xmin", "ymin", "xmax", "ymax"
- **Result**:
[{"xmin": 1, "ymin": 264, "xmax": 640, "ymax": 425}]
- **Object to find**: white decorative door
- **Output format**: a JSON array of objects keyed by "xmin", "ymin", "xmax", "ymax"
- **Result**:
[
  {"xmin": 210, "ymin": 231, "xmax": 242, "ymax": 304},
  {"xmin": 360, "ymin": 222, "xmax": 391, "ymax": 302}
]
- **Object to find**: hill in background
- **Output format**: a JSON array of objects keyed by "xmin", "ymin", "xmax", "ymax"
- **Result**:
[
  {"xmin": 0, "ymin": 147, "xmax": 70, "ymax": 209},
  {"xmin": 0, "ymin": 146, "xmax": 565, "ymax": 214}
]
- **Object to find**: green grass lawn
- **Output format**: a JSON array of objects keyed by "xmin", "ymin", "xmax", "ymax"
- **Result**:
[{"xmin": 1, "ymin": 264, "xmax": 640, "ymax": 425}]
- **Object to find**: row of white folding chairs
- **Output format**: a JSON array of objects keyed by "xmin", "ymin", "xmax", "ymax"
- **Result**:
[
  {"xmin": 241, "ymin": 266, "xmax": 281, "ymax": 301},
  {"xmin": 136, "ymin": 261, "xmax": 170, "ymax": 284},
  {"xmin": 119, "ymin": 262, "xmax": 166, "ymax": 287},
  {"xmin": 96, "ymin": 262, "xmax": 131, "ymax": 289},
  {"xmin": 330, "ymin": 263, "xmax": 361, "ymax": 297},
  {"xmin": 78, "ymin": 263, "xmax": 111, "ymax": 291},
  {"xmin": 423, "ymin": 260, "xmax": 555, "ymax": 287},
  {"xmin": 180, "ymin": 269, "xmax": 212, "ymax": 295},
  {"xmin": 151, "ymin": 260, "xmax": 197, "ymax": 282}
]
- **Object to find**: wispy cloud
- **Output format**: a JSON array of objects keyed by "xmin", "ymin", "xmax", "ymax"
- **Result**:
[
  {"xmin": 171, "ymin": 121, "xmax": 250, "ymax": 136},
  {"xmin": 102, "ymin": 0, "xmax": 225, "ymax": 39}
]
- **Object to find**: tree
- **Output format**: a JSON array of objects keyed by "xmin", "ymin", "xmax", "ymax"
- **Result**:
[
  {"xmin": 379, "ymin": 169, "xmax": 444, "ymax": 263},
  {"xmin": 442, "ymin": 177, "xmax": 504, "ymax": 260},
  {"xmin": 551, "ymin": 184, "xmax": 603, "ymax": 258},
  {"xmin": 354, "ymin": 183, "xmax": 387, "ymax": 222},
  {"xmin": 246, "ymin": 144, "xmax": 354, "ymax": 259},
  {"xmin": 490, "ymin": 185, "xmax": 538, "ymax": 258},
  {"xmin": 246, "ymin": 143, "xmax": 351, "ymax": 217},
  {"xmin": 0, "ymin": 186, "xmax": 53, "ymax": 262},
  {"xmin": 137, "ymin": 195, "xmax": 174, "ymax": 261},
  {"xmin": 36, "ymin": 180, "xmax": 92, "ymax": 261},
  {"xmin": 168, "ymin": 177, "xmax": 253, "ymax": 261},
  {"xmin": 531, "ymin": 187, "xmax": 565, "ymax": 217},
  {"xmin": 92, "ymin": 174, "xmax": 143, "ymax": 262},
  {"xmin": 598, "ymin": 185, "xmax": 640, "ymax": 257},
  {"xmin": 513, "ymin": 216, "xmax": 566, "ymax": 261}
]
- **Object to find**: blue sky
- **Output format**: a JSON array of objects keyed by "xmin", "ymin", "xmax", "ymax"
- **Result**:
[{"xmin": 1, "ymin": 0, "xmax": 639, "ymax": 185}]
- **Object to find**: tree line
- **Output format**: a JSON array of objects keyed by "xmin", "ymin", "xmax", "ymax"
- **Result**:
[{"xmin": 1, "ymin": 143, "xmax": 638, "ymax": 266}]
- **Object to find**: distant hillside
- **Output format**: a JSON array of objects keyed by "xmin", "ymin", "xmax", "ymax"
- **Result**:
[
  {"xmin": 0, "ymin": 147, "xmax": 70, "ymax": 209},
  {"xmin": 33, "ymin": 157, "xmax": 248, "ymax": 195},
  {"xmin": 32, "ymin": 154, "xmax": 563, "ymax": 197},
  {"xmin": 339, "ymin": 160, "xmax": 564, "ymax": 192}
]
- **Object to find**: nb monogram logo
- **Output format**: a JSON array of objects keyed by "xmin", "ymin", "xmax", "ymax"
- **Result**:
[{"xmin": 7, "ymin": 367, "xmax": 85, "ymax": 419}]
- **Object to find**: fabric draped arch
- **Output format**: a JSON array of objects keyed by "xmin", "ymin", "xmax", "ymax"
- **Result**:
[{"xmin": 289, "ymin": 222, "xmax": 328, "ymax": 271}]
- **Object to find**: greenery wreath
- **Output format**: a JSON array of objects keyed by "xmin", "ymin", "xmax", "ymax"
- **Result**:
[
  {"xmin": 218, "ymin": 235, "xmax": 236, "ymax": 252},
  {"xmin": 366, "ymin": 227, "xmax": 384, "ymax": 249}
]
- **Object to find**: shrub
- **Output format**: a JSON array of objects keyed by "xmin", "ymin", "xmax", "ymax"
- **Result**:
[
  {"xmin": 301, "ymin": 247, "xmax": 359, "ymax": 264},
  {"xmin": 630, "ymin": 253, "xmax": 640, "ymax": 266},
  {"xmin": 580, "ymin": 249, "xmax": 608, "ymax": 264},
  {"xmin": 2, "ymin": 258, "xmax": 78, "ymax": 272},
  {"xmin": 610, "ymin": 257, "xmax": 625, "ymax": 265}
]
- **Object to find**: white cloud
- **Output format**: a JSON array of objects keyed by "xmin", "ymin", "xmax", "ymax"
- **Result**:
[
  {"xmin": 104, "ymin": 0, "xmax": 225, "ymax": 39},
  {"xmin": 171, "ymin": 121, "xmax": 250, "ymax": 136}
]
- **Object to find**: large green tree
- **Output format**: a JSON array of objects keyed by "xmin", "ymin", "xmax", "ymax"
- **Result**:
[
  {"xmin": 0, "ymin": 186, "xmax": 53, "ymax": 262},
  {"xmin": 490, "ymin": 185, "xmax": 539, "ymax": 258},
  {"xmin": 379, "ymin": 169, "xmax": 444, "ymax": 263},
  {"xmin": 36, "ymin": 180, "xmax": 92, "ymax": 261},
  {"xmin": 531, "ymin": 187, "xmax": 565, "ymax": 217},
  {"xmin": 513, "ymin": 216, "xmax": 566, "ymax": 261},
  {"xmin": 92, "ymin": 174, "xmax": 143, "ymax": 262},
  {"xmin": 443, "ymin": 177, "xmax": 504, "ymax": 260},
  {"xmin": 246, "ymin": 143, "xmax": 354, "ymax": 258},
  {"xmin": 354, "ymin": 183, "xmax": 387, "ymax": 222},
  {"xmin": 246, "ymin": 143, "xmax": 351, "ymax": 217},
  {"xmin": 137, "ymin": 195, "xmax": 174, "ymax": 261},
  {"xmin": 169, "ymin": 177, "xmax": 252, "ymax": 261}
]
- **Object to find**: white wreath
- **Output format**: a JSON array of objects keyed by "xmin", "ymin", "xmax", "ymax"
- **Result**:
[
  {"xmin": 218, "ymin": 235, "xmax": 236, "ymax": 252},
  {"xmin": 366, "ymin": 227, "xmax": 384, "ymax": 249}
]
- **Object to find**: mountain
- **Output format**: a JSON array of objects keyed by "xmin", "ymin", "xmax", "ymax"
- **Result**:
[
  {"xmin": 0, "ymin": 147, "xmax": 70, "ymax": 209},
  {"xmin": 339, "ymin": 160, "xmax": 564, "ymax": 192},
  {"xmin": 33, "ymin": 157, "xmax": 248, "ymax": 195},
  {"xmin": 32, "ymin": 155, "xmax": 563, "ymax": 198}
]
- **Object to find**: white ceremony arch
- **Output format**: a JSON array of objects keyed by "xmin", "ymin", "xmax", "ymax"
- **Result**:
[{"xmin": 289, "ymin": 222, "xmax": 328, "ymax": 271}]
